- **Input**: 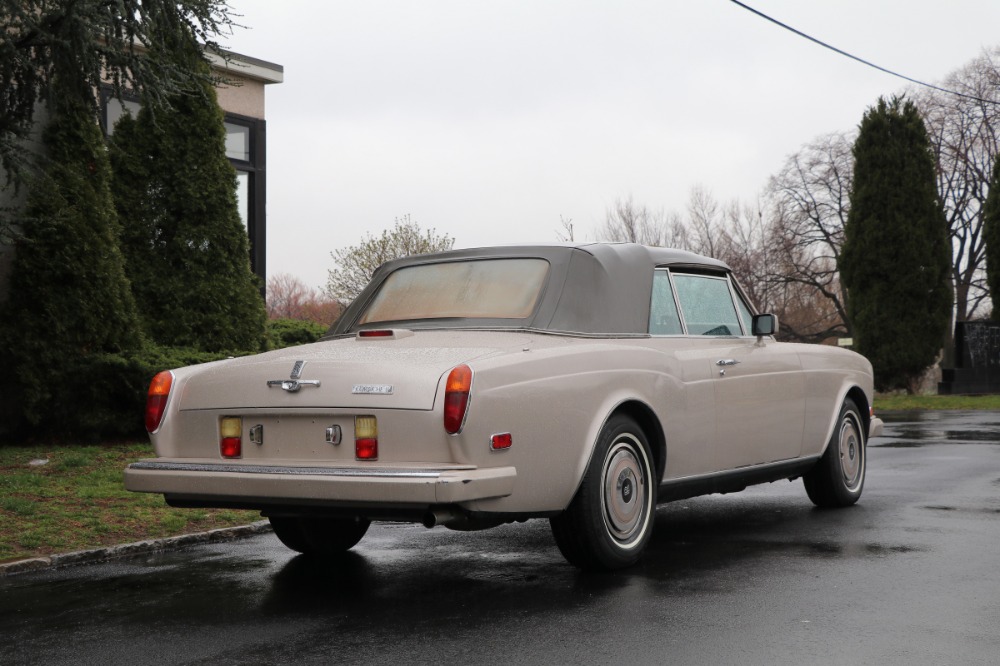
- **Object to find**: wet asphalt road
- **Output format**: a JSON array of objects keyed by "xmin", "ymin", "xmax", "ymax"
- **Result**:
[{"xmin": 3, "ymin": 411, "xmax": 1000, "ymax": 665}]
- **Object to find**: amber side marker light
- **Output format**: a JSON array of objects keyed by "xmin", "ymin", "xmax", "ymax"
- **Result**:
[
  {"xmin": 145, "ymin": 371, "xmax": 173, "ymax": 433},
  {"xmin": 220, "ymin": 417, "xmax": 242, "ymax": 458},
  {"xmin": 444, "ymin": 364, "xmax": 473, "ymax": 435},
  {"xmin": 355, "ymin": 415, "xmax": 379, "ymax": 460}
]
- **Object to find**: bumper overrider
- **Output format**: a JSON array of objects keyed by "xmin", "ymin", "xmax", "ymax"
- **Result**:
[
  {"xmin": 869, "ymin": 417, "xmax": 884, "ymax": 439},
  {"xmin": 124, "ymin": 460, "xmax": 517, "ymax": 507}
]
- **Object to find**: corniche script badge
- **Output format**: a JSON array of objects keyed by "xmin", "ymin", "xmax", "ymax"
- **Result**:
[
  {"xmin": 267, "ymin": 360, "xmax": 321, "ymax": 393},
  {"xmin": 352, "ymin": 384, "xmax": 393, "ymax": 395}
]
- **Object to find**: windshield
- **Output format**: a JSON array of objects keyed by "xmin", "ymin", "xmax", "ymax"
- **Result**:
[{"xmin": 358, "ymin": 258, "xmax": 550, "ymax": 325}]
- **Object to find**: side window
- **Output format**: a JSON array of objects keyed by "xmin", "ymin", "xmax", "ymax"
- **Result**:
[
  {"xmin": 734, "ymin": 291, "xmax": 753, "ymax": 336},
  {"xmin": 649, "ymin": 270, "xmax": 683, "ymax": 335},
  {"xmin": 672, "ymin": 274, "xmax": 742, "ymax": 336}
]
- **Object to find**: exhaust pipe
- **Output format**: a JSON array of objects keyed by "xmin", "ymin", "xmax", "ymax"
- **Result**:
[{"xmin": 422, "ymin": 508, "xmax": 459, "ymax": 528}]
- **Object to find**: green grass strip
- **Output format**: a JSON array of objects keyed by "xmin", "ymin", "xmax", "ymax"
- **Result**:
[{"xmin": 0, "ymin": 442, "xmax": 258, "ymax": 564}]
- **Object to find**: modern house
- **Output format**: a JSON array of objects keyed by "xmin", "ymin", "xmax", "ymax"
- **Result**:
[{"xmin": 0, "ymin": 48, "xmax": 283, "ymax": 301}]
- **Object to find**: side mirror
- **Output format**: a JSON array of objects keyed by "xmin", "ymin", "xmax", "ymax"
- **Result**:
[{"xmin": 752, "ymin": 313, "xmax": 778, "ymax": 338}]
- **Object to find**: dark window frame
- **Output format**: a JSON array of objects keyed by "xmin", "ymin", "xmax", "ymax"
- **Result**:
[{"xmin": 654, "ymin": 270, "xmax": 748, "ymax": 337}]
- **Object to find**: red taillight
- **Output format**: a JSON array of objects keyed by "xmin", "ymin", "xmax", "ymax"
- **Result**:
[
  {"xmin": 220, "ymin": 417, "xmax": 242, "ymax": 459},
  {"xmin": 444, "ymin": 364, "xmax": 473, "ymax": 434},
  {"xmin": 145, "ymin": 371, "xmax": 173, "ymax": 432},
  {"xmin": 220, "ymin": 437, "xmax": 242, "ymax": 458},
  {"xmin": 355, "ymin": 416, "xmax": 378, "ymax": 460}
]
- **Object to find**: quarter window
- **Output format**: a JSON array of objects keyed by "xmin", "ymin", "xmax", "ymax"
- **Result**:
[
  {"xmin": 649, "ymin": 271, "xmax": 683, "ymax": 335},
  {"xmin": 734, "ymin": 291, "xmax": 754, "ymax": 336}
]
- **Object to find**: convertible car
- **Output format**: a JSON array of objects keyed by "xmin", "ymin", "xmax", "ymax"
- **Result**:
[{"xmin": 126, "ymin": 243, "xmax": 882, "ymax": 570}]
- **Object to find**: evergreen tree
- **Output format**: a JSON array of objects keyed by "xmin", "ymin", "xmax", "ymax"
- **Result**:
[
  {"xmin": 110, "ymin": 36, "xmax": 265, "ymax": 353},
  {"xmin": 1, "ymin": 0, "xmax": 236, "ymax": 185},
  {"xmin": 840, "ymin": 97, "xmax": 952, "ymax": 393},
  {"xmin": 0, "ymin": 75, "xmax": 142, "ymax": 434},
  {"xmin": 982, "ymin": 153, "xmax": 1000, "ymax": 317}
]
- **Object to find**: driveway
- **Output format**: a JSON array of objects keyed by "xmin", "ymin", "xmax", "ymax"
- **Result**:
[{"xmin": 2, "ymin": 410, "xmax": 999, "ymax": 665}]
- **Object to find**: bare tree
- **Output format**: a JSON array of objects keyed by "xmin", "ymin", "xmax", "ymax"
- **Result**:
[
  {"xmin": 596, "ymin": 186, "xmax": 845, "ymax": 343},
  {"xmin": 684, "ymin": 189, "xmax": 843, "ymax": 342},
  {"xmin": 713, "ymin": 198, "xmax": 771, "ymax": 312},
  {"xmin": 599, "ymin": 194, "xmax": 686, "ymax": 247},
  {"xmin": 267, "ymin": 273, "xmax": 314, "ymax": 319},
  {"xmin": 555, "ymin": 215, "xmax": 575, "ymax": 242},
  {"xmin": 267, "ymin": 273, "xmax": 343, "ymax": 326},
  {"xmin": 766, "ymin": 131, "xmax": 854, "ymax": 339},
  {"xmin": 914, "ymin": 48, "xmax": 1000, "ymax": 325},
  {"xmin": 326, "ymin": 215, "xmax": 454, "ymax": 301},
  {"xmin": 684, "ymin": 185, "xmax": 725, "ymax": 258}
]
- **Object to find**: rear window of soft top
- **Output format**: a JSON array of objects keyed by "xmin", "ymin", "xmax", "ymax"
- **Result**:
[{"xmin": 358, "ymin": 258, "xmax": 550, "ymax": 325}]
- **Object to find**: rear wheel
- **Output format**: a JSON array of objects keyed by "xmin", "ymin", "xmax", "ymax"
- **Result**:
[
  {"xmin": 803, "ymin": 398, "xmax": 866, "ymax": 508},
  {"xmin": 269, "ymin": 516, "xmax": 371, "ymax": 555},
  {"xmin": 550, "ymin": 415, "xmax": 656, "ymax": 571}
]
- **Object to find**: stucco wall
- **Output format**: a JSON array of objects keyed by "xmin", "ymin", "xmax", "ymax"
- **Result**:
[
  {"xmin": 210, "ymin": 51, "xmax": 283, "ymax": 120},
  {"xmin": 216, "ymin": 73, "xmax": 267, "ymax": 119}
]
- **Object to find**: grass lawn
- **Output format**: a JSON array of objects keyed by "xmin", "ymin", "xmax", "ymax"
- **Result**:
[
  {"xmin": 874, "ymin": 393, "xmax": 1000, "ymax": 411},
  {"xmin": 1, "ymin": 392, "xmax": 996, "ymax": 565},
  {"xmin": 0, "ymin": 442, "xmax": 258, "ymax": 564}
]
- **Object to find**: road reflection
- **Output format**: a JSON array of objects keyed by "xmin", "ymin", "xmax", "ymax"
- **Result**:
[{"xmin": 873, "ymin": 409, "xmax": 1000, "ymax": 446}]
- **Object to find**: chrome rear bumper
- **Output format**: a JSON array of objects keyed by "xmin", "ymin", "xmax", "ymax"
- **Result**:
[{"xmin": 125, "ymin": 459, "xmax": 516, "ymax": 506}]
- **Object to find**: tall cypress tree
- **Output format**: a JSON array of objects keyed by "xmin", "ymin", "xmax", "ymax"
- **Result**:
[
  {"xmin": 110, "ymin": 34, "xmax": 265, "ymax": 353},
  {"xmin": 983, "ymin": 154, "xmax": 1000, "ymax": 316},
  {"xmin": 840, "ymin": 97, "xmax": 952, "ymax": 392},
  {"xmin": 0, "ymin": 75, "xmax": 142, "ymax": 434}
]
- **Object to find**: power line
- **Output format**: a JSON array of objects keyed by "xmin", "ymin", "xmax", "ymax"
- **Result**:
[{"xmin": 729, "ymin": 0, "xmax": 998, "ymax": 106}]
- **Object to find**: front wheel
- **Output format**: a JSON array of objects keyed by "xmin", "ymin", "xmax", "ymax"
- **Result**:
[
  {"xmin": 269, "ymin": 515, "xmax": 370, "ymax": 555},
  {"xmin": 550, "ymin": 415, "xmax": 657, "ymax": 571},
  {"xmin": 803, "ymin": 398, "xmax": 866, "ymax": 508}
]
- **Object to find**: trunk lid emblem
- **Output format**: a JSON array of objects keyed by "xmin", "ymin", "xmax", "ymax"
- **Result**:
[{"xmin": 267, "ymin": 360, "xmax": 321, "ymax": 393}]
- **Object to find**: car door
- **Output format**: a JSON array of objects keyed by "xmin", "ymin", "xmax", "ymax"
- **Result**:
[
  {"xmin": 670, "ymin": 272, "xmax": 806, "ymax": 469},
  {"xmin": 646, "ymin": 270, "xmax": 719, "ymax": 479}
]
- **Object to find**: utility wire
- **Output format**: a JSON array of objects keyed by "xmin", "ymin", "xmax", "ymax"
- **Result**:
[{"xmin": 729, "ymin": 0, "xmax": 998, "ymax": 105}]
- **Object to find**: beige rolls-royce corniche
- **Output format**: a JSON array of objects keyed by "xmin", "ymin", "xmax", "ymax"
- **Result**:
[{"xmin": 125, "ymin": 243, "xmax": 882, "ymax": 570}]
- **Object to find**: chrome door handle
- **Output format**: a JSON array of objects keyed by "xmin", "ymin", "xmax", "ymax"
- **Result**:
[{"xmin": 716, "ymin": 359, "xmax": 741, "ymax": 366}]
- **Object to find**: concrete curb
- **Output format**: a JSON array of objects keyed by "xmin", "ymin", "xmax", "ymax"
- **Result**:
[{"xmin": 0, "ymin": 521, "xmax": 273, "ymax": 577}]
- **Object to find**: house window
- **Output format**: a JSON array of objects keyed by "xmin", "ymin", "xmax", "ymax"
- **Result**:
[
  {"xmin": 225, "ymin": 122, "xmax": 251, "ymax": 162},
  {"xmin": 223, "ymin": 114, "xmax": 266, "ymax": 281},
  {"xmin": 105, "ymin": 97, "xmax": 142, "ymax": 133}
]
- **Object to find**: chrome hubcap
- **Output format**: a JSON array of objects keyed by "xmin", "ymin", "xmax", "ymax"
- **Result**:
[
  {"xmin": 839, "ymin": 414, "xmax": 864, "ymax": 491},
  {"xmin": 602, "ymin": 437, "xmax": 649, "ymax": 545}
]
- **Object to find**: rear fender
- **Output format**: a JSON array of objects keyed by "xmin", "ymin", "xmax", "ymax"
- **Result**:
[{"xmin": 564, "ymin": 394, "xmax": 666, "ymax": 508}]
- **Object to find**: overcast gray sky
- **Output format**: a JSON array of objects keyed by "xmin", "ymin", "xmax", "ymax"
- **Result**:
[{"xmin": 223, "ymin": 0, "xmax": 1000, "ymax": 291}]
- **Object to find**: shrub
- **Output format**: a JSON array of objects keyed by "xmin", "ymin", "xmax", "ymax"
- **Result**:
[{"xmin": 266, "ymin": 318, "xmax": 328, "ymax": 350}]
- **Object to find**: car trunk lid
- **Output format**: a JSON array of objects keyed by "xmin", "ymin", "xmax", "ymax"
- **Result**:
[{"xmin": 176, "ymin": 330, "xmax": 534, "ymax": 411}]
